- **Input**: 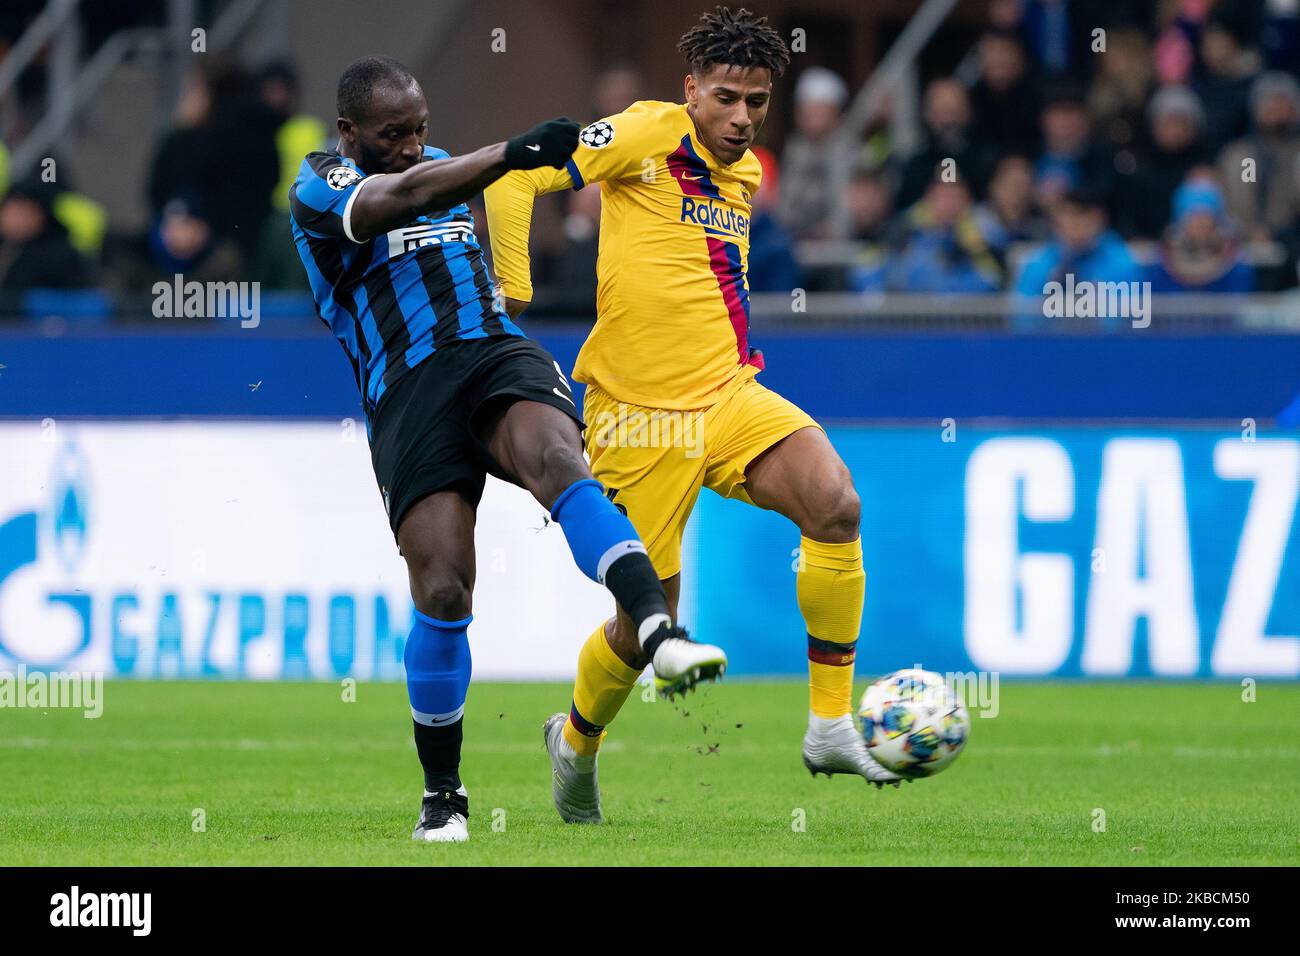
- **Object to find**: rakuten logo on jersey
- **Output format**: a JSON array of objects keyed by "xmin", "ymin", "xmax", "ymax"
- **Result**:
[
  {"xmin": 679, "ymin": 197, "xmax": 749, "ymax": 239},
  {"xmin": 387, "ymin": 223, "xmax": 476, "ymax": 258}
]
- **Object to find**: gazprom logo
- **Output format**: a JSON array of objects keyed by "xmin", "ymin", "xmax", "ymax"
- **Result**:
[
  {"xmin": 50, "ymin": 442, "xmax": 89, "ymax": 574},
  {"xmin": 0, "ymin": 427, "xmax": 415, "ymax": 680},
  {"xmin": 0, "ymin": 441, "xmax": 92, "ymax": 665}
]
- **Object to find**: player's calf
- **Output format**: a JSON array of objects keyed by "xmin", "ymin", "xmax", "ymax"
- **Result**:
[
  {"xmin": 405, "ymin": 609, "xmax": 475, "ymax": 841},
  {"xmin": 550, "ymin": 478, "xmax": 726, "ymax": 696}
]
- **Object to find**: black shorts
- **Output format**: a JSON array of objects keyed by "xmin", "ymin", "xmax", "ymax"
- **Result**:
[{"xmin": 368, "ymin": 335, "xmax": 583, "ymax": 538}]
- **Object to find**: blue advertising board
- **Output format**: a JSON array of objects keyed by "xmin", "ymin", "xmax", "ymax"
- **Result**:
[{"xmin": 687, "ymin": 426, "xmax": 1300, "ymax": 679}]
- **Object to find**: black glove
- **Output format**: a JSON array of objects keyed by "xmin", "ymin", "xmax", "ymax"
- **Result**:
[{"xmin": 505, "ymin": 117, "xmax": 580, "ymax": 170}]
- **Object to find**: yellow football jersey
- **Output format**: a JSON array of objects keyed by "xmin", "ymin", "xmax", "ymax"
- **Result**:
[{"xmin": 485, "ymin": 100, "xmax": 764, "ymax": 409}]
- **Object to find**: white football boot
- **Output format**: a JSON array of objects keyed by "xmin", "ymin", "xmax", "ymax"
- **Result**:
[
  {"xmin": 802, "ymin": 713, "xmax": 902, "ymax": 788},
  {"xmin": 412, "ymin": 784, "xmax": 470, "ymax": 842},
  {"xmin": 543, "ymin": 712, "xmax": 604, "ymax": 824},
  {"xmin": 643, "ymin": 619, "xmax": 727, "ymax": 699}
]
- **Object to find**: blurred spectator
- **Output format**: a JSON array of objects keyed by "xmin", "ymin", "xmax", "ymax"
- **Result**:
[
  {"xmin": 778, "ymin": 67, "xmax": 860, "ymax": 240},
  {"xmin": 840, "ymin": 167, "xmax": 896, "ymax": 292},
  {"xmin": 531, "ymin": 185, "xmax": 600, "ymax": 317},
  {"xmin": 898, "ymin": 77, "xmax": 998, "ymax": 210},
  {"xmin": 143, "ymin": 195, "xmax": 241, "ymax": 286},
  {"xmin": 1153, "ymin": 0, "xmax": 1211, "ymax": 86},
  {"xmin": 0, "ymin": 154, "xmax": 108, "ymax": 260},
  {"xmin": 259, "ymin": 61, "xmax": 327, "ymax": 212},
  {"xmin": 746, "ymin": 146, "xmax": 801, "ymax": 293},
  {"xmin": 51, "ymin": 187, "xmax": 108, "ymax": 262},
  {"xmin": 1261, "ymin": 153, "xmax": 1300, "ymax": 290},
  {"xmin": 0, "ymin": 180, "xmax": 93, "ymax": 291},
  {"xmin": 974, "ymin": 154, "xmax": 1049, "ymax": 264},
  {"xmin": 1013, "ymin": 0, "xmax": 1157, "ymax": 79},
  {"xmin": 1, "ymin": 1, "xmax": 1291, "ymax": 314},
  {"xmin": 857, "ymin": 88, "xmax": 897, "ymax": 174},
  {"xmin": 1088, "ymin": 28, "xmax": 1155, "ymax": 152},
  {"xmin": 1261, "ymin": 0, "xmax": 1300, "ymax": 73},
  {"xmin": 1020, "ymin": 0, "xmax": 1072, "ymax": 75},
  {"xmin": 255, "ymin": 60, "xmax": 325, "ymax": 290},
  {"xmin": 969, "ymin": 30, "xmax": 1040, "ymax": 156},
  {"xmin": 988, "ymin": 0, "xmax": 1024, "ymax": 32},
  {"xmin": 1034, "ymin": 80, "xmax": 1115, "ymax": 211},
  {"xmin": 593, "ymin": 65, "xmax": 647, "ymax": 119},
  {"xmin": 146, "ymin": 67, "xmax": 212, "ymax": 214},
  {"xmin": 855, "ymin": 177, "xmax": 1001, "ymax": 294},
  {"xmin": 146, "ymin": 59, "xmax": 280, "ymax": 264},
  {"xmin": 1115, "ymin": 84, "xmax": 1211, "ymax": 238},
  {"xmin": 1147, "ymin": 178, "xmax": 1254, "ymax": 292},
  {"xmin": 1014, "ymin": 187, "xmax": 1142, "ymax": 320},
  {"xmin": 1193, "ymin": 13, "xmax": 1263, "ymax": 151},
  {"xmin": 847, "ymin": 167, "xmax": 895, "ymax": 244},
  {"xmin": 1217, "ymin": 71, "xmax": 1300, "ymax": 240}
]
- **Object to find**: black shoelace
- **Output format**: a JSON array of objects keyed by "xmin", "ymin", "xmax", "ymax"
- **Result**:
[{"xmin": 420, "ymin": 789, "xmax": 469, "ymax": 829}]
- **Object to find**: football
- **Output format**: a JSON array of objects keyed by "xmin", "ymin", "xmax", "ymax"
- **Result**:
[{"xmin": 858, "ymin": 668, "xmax": 969, "ymax": 777}]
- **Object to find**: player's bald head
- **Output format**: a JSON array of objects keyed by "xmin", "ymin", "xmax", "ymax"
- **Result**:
[{"xmin": 337, "ymin": 55, "xmax": 422, "ymax": 122}]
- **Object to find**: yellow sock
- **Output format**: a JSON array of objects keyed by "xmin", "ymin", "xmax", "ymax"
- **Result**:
[
  {"xmin": 562, "ymin": 621, "xmax": 642, "ymax": 756},
  {"xmin": 798, "ymin": 535, "xmax": 865, "ymax": 719}
]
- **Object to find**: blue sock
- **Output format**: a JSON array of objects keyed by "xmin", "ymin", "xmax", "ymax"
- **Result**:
[
  {"xmin": 405, "ymin": 611, "xmax": 473, "ymax": 793},
  {"xmin": 550, "ymin": 478, "xmax": 647, "ymax": 583},
  {"xmin": 550, "ymin": 478, "xmax": 670, "ymax": 636},
  {"xmin": 405, "ymin": 611, "xmax": 472, "ymax": 726}
]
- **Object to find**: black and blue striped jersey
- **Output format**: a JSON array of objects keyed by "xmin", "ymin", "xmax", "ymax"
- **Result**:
[{"xmin": 289, "ymin": 145, "xmax": 524, "ymax": 412}]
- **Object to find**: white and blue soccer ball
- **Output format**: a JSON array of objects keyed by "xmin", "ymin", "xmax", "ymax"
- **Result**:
[{"xmin": 858, "ymin": 668, "xmax": 969, "ymax": 778}]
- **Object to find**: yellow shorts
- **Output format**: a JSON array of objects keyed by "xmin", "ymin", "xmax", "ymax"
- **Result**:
[{"xmin": 583, "ymin": 372, "xmax": 821, "ymax": 579}]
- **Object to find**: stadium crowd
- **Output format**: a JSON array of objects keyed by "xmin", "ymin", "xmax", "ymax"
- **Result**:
[
  {"xmin": 1, "ymin": 0, "xmax": 1299, "ymax": 320},
  {"xmin": 763, "ymin": 0, "xmax": 1300, "ymax": 300}
]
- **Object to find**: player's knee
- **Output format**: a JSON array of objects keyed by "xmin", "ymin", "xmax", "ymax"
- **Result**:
[
  {"xmin": 806, "ymin": 476, "xmax": 860, "ymax": 541},
  {"xmin": 538, "ymin": 442, "xmax": 591, "ymax": 507},
  {"xmin": 411, "ymin": 572, "xmax": 473, "ymax": 621}
]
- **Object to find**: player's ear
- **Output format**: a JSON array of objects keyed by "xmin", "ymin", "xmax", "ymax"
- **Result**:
[
  {"xmin": 683, "ymin": 72, "xmax": 697, "ymax": 105},
  {"xmin": 336, "ymin": 117, "xmax": 354, "ymax": 144}
]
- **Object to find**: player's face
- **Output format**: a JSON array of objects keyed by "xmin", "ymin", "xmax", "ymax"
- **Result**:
[
  {"xmin": 338, "ymin": 82, "xmax": 429, "ymax": 175},
  {"xmin": 684, "ymin": 64, "xmax": 773, "ymax": 165}
]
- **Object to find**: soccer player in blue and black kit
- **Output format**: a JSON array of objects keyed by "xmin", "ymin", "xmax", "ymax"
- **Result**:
[{"xmin": 289, "ymin": 56, "xmax": 725, "ymax": 842}]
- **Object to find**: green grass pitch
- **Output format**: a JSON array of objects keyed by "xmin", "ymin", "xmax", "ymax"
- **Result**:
[{"xmin": 2, "ymin": 680, "xmax": 1296, "ymax": 866}]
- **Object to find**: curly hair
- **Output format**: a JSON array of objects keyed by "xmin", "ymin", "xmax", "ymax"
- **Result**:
[{"xmin": 677, "ymin": 6, "xmax": 791, "ymax": 78}]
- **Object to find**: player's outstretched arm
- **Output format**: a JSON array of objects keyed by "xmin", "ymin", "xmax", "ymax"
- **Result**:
[
  {"xmin": 486, "ymin": 105, "xmax": 661, "ymax": 317},
  {"xmin": 347, "ymin": 118, "xmax": 579, "ymax": 243},
  {"xmin": 484, "ymin": 163, "xmax": 578, "ymax": 316}
]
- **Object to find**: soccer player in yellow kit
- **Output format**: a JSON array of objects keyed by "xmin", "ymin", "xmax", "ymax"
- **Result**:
[{"xmin": 485, "ymin": 6, "xmax": 900, "ymax": 823}]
